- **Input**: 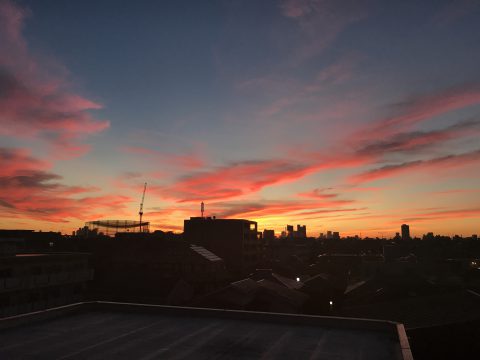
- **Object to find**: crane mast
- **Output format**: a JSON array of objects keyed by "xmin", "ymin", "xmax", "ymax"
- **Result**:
[{"xmin": 139, "ymin": 182, "xmax": 147, "ymax": 232}]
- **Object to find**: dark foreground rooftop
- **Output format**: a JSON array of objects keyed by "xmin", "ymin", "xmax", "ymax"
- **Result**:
[{"xmin": 0, "ymin": 302, "xmax": 412, "ymax": 359}]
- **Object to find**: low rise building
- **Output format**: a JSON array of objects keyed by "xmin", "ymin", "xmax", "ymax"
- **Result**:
[{"xmin": 0, "ymin": 253, "xmax": 93, "ymax": 318}]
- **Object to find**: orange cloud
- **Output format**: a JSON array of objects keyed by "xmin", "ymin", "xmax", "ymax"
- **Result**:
[
  {"xmin": 210, "ymin": 197, "xmax": 356, "ymax": 219},
  {"xmin": 152, "ymin": 159, "xmax": 315, "ymax": 203}
]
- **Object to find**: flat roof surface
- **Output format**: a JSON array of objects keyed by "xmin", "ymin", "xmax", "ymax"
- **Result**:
[{"xmin": 0, "ymin": 303, "xmax": 409, "ymax": 359}]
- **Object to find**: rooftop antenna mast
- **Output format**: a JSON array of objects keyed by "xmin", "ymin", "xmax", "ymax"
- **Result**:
[
  {"xmin": 201, "ymin": 201, "xmax": 205, "ymax": 218},
  {"xmin": 139, "ymin": 182, "xmax": 147, "ymax": 232}
]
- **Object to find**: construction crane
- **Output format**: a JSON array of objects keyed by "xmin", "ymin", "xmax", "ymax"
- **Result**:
[{"xmin": 139, "ymin": 182, "xmax": 147, "ymax": 232}]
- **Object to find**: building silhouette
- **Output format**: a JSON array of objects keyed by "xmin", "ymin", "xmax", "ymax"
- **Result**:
[
  {"xmin": 286, "ymin": 225, "xmax": 294, "ymax": 238},
  {"xmin": 183, "ymin": 217, "xmax": 262, "ymax": 277},
  {"xmin": 296, "ymin": 225, "xmax": 307, "ymax": 238},
  {"xmin": 263, "ymin": 229, "xmax": 275, "ymax": 242},
  {"xmin": 285, "ymin": 225, "xmax": 307, "ymax": 238},
  {"xmin": 401, "ymin": 224, "xmax": 410, "ymax": 240}
]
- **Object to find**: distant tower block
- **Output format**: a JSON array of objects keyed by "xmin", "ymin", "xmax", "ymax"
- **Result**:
[
  {"xmin": 201, "ymin": 201, "xmax": 205, "ymax": 218},
  {"xmin": 401, "ymin": 224, "xmax": 410, "ymax": 240}
]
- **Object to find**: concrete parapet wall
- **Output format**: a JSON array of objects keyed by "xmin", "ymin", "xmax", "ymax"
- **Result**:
[{"xmin": 0, "ymin": 300, "xmax": 413, "ymax": 359}]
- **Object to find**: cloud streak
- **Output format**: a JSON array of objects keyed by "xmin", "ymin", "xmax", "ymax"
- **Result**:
[
  {"xmin": 355, "ymin": 84, "xmax": 480, "ymax": 140},
  {"xmin": 356, "ymin": 119, "xmax": 480, "ymax": 155},
  {"xmin": 402, "ymin": 207, "xmax": 480, "ymax": 223},
  {"xmin": 211, "ymin": 198, "xmax": 357, "ymax": 219},
  {"xmin": 349, "ymin": 149, "xmax": 480, "ymax": 184},
  {"xmin": 0, "ymin": 147, "xmax": 132, "ymax": 223},
  {"xmin": 151, "ymin": 159, "xmax": 314, "ymax": 203}
]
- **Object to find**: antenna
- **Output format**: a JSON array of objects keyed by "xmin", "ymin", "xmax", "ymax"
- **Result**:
[
  {"xmin": 139, "ymin": 182, "xmax": 147, "ymax": 232},
  {"xmin": 201, "ymin": 201, "xmax": 204, "ymax": 218}
]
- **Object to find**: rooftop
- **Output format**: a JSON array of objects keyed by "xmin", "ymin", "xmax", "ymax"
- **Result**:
[
  {"xmin": 190, "ymin": 245, "xmax": 223, "ymax": 262},
  {"xmin": 0, "ymin": 301, "xmax": 412, "ymax": 359}
]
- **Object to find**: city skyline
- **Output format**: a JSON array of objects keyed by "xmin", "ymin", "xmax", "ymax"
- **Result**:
[{"xmin": 1, "ymin": 0, "xmax": 480, "ymax": 236}]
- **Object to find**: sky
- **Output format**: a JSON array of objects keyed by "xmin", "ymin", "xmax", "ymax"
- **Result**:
[{"xmin": 1, "ymin": 0, "xmax": 480, "ymax": 237}]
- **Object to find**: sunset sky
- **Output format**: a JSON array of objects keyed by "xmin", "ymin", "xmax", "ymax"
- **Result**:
[{"xmin": 1, "ymin": 0, "xmax": 480, "ymax": 237}]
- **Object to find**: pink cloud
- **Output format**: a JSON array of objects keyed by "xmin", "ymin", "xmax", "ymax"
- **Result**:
[
  {"xmin": 356, "ymin": 119, "xmax": 480, "ymax": 155},
  {"xmin": 0, "ymin": 147, "xmax": 50, "ymax": 176},
  {"xmin": 402, "ymin": 207, "xmax": 480, "ymax": 223},
  {"xmin": 355, "ymin": 85, "xmax": 480, "ymax": 141},
  {"xmin": 151, "ymin": 159, "xmax": 326, "ymax": 203},
  {"xmin": 349, "ymin": 149, "xmax": 480, "ymax": 184},
  {"xmin": 139, "ymin": 146, "xmax": 378, "ymax": 205},
  {"xmin": 210, "ymin": 198, "xmax": 357, "ymax": 219},
  {"xmin": 0, "ymin": 147, "xmax": 132, "ymax": 223},
  {"xmin": 0, "ymin": 1, "xmax": 109, "ymax": 158},
  {"xmin": 147, "ymin": 86, "xmax": 480, "ymax": 206}
]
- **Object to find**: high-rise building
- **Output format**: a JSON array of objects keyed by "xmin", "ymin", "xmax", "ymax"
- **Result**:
[
  {"xmin": 296, "ymin": 225, "xmax": 307, "ymax": 238},
  {"xmin": 184, "ymin": 217, "xmax": 261, "ymax": 277},
  {"xmin": 401, "ymin": 224, "xmax": 410, "ymax": 240},
  {"xmin": 286, "ymin": 225, "xmax": 294, "ymax": 238},
  {"xmin": 263, "ymin": 229, "xmax": 275, "ymax": 242}
]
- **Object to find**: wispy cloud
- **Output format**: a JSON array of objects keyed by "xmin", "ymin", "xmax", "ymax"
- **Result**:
[
  {"xmin": 430, "ymin": 188, "xmax": 480, "ymax": 196},
  {"xmin": 0, "ymin": 1, "xmax": 109, "ymax": 158},
  {"xmin": 297, "ymin": 188, "xmax": 339, "ymax": 199},
  {"xmin": 121, "ymin": 145, "xmax": 205, "ymax": 170},
  {"xmin": 355, "ymin": 84, "xmax": 480, "ymax": 140},
  {"xmin": 349, "ymin": 149, "xmax": 480, "ymax": 184},
  {"xmin": 210, "ymin": 198, "xmax": 357, "ymax": 219},
  {"xmin": 257, "ymin": 55, "xmax": 360, "ymax": 117},
  {"xmin": 402, "ymin": 207, "xmax": 480, "ymax": 223},
  {"xmin": 280, "ymin": 0, "xmax": 368, "ymax": 62},
  {"xmin": 356, "ymin": 119, "xmax": 480, "ymax": 155}
]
